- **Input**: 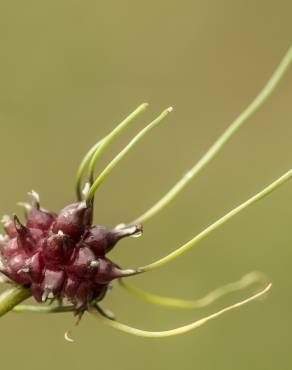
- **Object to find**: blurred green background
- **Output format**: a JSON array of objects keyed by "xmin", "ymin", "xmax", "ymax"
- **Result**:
[{"xmin": 0, "ymin": 1, "xmax": 291, "ymax": 369}]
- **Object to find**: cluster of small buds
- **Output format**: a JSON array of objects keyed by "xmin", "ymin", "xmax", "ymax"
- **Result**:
[{"xmin": 0, "ymin": 192, "xmax": 142, "ymax": 312}]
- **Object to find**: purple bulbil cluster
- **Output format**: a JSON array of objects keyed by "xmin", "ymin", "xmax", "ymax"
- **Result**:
[{"xmin": 0, "ymin": 194, "xmax": 142, "ymax": 312}]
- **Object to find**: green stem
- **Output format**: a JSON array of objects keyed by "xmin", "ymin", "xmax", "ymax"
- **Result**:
[
  {"xmin": 131, "ymin": 47, "xmax": 292, "ymax": 224},
  {"xmin": 0, "ymin": 286, "xmax": 31, "ymax": 317},
  {"xmin": 86, "ymin": 107, "xmax": 173, "ymax": 202},
  {"xmin": 90, "ymin": 283, "xmax": 271, "ymax": 338},
  {"xmin": 76, "ymin": 103, "xmax": 148, "ymax": 200},
  {"xmin": 119, "ymin": 271, "xmax": 267, "ymax": 309},
  {"xmin": 139, "ymin": 170, "xmax": 292, "ymax": 272},
  {"xmin": 87, "ymin": 103, "xmax": 148, "ymax": 184},
  {"xmin": 12, "ymin": 304, "xmax": 74, "ymax": 314},
  {"xmin": 75, "ymin": 139, "xmax": 103, "ymax": 200}
]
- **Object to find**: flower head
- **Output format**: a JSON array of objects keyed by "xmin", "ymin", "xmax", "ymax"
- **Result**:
[{"xmin": 0, "ymin": 194, "xmax": 143, "ymax": 313}]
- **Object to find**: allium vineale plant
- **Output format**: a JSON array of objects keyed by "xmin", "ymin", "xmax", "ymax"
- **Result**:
[{"xmin": 0, "ymin": 47, "xmax": 291, "ymax": 341}]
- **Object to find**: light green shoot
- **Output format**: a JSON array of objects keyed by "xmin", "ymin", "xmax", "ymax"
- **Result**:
[
  {"xmin": 12, "ymin": 304, "xmax": 74, "ymax": 314},
  {"xmin": 130, "ymin": 47, "xmax": 292, "ymax": 225},
  {"xmin": 89, "ymin": 283, "xmax": 271, "ymax": 338},
  {"xmin": 138, "ymin": 170, "xmax": 292, "ymax": 272},
  {"xmin": 75, "ymin": 103, "xmax": 148, "ymax": 200},
  {"xmin": 0, "ymin": 286, "xmax": 31, "ymax": 317},
  {"xmin": 86, "ymin": 107, "xmax": 173, "ymax": 203},
  {"xmin": 119, "ymin": 271, "xmax": 267, "ymax": 309},
  {"xmin": 87, "ymin": 103, "xmax": 148, "ymax": 183},
  {"xmin": 75, "ymin": 139, "xmax": 104, "ymax": 200}
]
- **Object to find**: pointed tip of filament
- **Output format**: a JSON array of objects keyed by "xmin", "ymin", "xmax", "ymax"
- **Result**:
[
  {"xmin": 113, "ymin": 224, "xmax": 143, "ymax": 240},
  {"xmin": 64, "ymin": 330, "xmax": 74, "ymax": 343},
  {"xmin": 28, "ymin": 190, "xmax": 40, "ymax": 204},
  {"xmin": 167, "ymin": 106, "xmax": 174, "ymax": 112},
  {"xmin": 255, "ymin": 282, "xmax": 272, "ymax": 300},
  {"xmin": 13, "ymin": 214, "xmax": 24, "ymax": 231}
]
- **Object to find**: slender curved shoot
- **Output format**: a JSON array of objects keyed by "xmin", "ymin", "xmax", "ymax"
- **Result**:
[
  {"xmin": 12, "ymin": 304, "xmax": 74, "ymax": 314},
  {"xmin": 90, "ymin": 283, "xmax": 271, "ymax": 338},
  {"xmin": 75, "ymin": 139, "xmax": 103, "ymax": 200},
  {"xmin": 86, "ymin": 107, "xmax": 173, "ymax": 203},
  {"xmin": 88, "ymin": 103, "xmax": 148, "ymax": 183},
  {"xmin": 131, "ymin": 47, "xmax": 292, "ymax": 225},
  {"xmin": 119, "ymin": 271, "xmax": 268, "ymax": 309},
  {"xmin": 0, "ymin": 286, "xmax": 31, "ymax": 317},
  {"xmin": 138, "ymin": 170, "xmax": 292, "ymax": 273},
  {"xmin": 76, "ymin": 103, "xmax": 148, "ymax": 200}
]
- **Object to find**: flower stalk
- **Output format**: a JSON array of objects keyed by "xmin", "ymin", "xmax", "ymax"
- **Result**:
[{"xmin": 0, "ymin": 286, "xmax": 31, "ymax": 317}]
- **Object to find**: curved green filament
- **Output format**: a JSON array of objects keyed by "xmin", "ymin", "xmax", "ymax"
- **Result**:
[
  {"xmin": 119, "ymin": 271, "xmax": 268, "ymax": 309},
  {"xmin": 76, "ymin": 103, "xmax": 148, "ymax": 200},
  {"xmin": 90, "ymin": 283, "xmax": 271, "ymax": 338},
  {"xmin": 0, "ymin": 286, "xmax": 31, "ymax": 317},
  {"xmin": 131, "ymin": 47, "xmax": 292, "ymax": 225},
  {"xmin": 12, "ymin": 304, "xmax": 74, "ymax": 314},
  {"xmin": 139, "ymin": 170, "xmax": 292, "ymax": 272},
  {"xmin": 87, "ymin": 103, "xmax": 149, "ymax": 184},
  {"xmin": 75, "ymin": 139, "xmax": 104, "ymax": 200},
  {"xmin": 86, "ymin": 107, "xmax": 173, "ymax": 203}
]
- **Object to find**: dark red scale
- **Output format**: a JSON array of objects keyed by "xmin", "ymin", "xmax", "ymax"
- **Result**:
[{"xmin": 0, "ymin": 198, "xmax": 142, "ymax": 312}]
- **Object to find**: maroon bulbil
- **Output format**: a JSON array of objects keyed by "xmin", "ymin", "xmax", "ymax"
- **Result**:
[{"xmin": 0, "ymin": 195, "xmax": 142, "ymax": 312}]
